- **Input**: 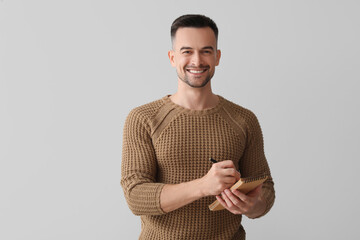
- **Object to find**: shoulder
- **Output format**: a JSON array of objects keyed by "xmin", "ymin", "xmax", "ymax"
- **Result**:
[
  {"xmin": 124, "ymin": 97, "xmax": 166, "ymax": 127},
  {"xmin": 221, "ymin": 96, "xmax": 260, "ymax": 125},
  {"xmin": 220, "ymin": 96, "xmax": 264, "ymax": 140}
]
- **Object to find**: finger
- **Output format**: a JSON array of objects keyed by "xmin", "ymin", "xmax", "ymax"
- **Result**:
[
  {"xmin": 222, "ymin": 176, "xmax": 238, "ymax": 184},
  {"xmin": 220, "ymin": 163, "xmax": 241, "ymax": 181},
  {"xmin": 222, "ymin": 168, "xmax": 239, "ymax": 177},
  {"xmin": 221, "ymin": 191, "xmax": 234, "ymax": 209},
  {"xmin": 216, "ymin": 195, "xmax": 243, "ymax": 215},
  {"xmin": 218, "ymin": 169, "xmax": 240, "ymax": 184},
  {"xmin": 231, "ymin": 189, "xmax": 249, "ymax": 203},
  {"xmin": 216, "ymin": 195, "xmax": 229, "ymax": 209},
  {"xmin": 224, "ymin": 189, "xmax": 245, "ymax": 208},
  {"xmin": 216, "ymin": 160, "xmax": 235, "ymax": 169},
  {"xmin": 236, "ymin": 171, "xmax": 241, "ymax": 180}
]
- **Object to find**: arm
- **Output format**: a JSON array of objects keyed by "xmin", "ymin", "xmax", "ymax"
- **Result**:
[
  {"xmin": 160, "ymin": 160, "xmax": 240, "ymax": 213},
  {"xmin": 120, "ymin": 109, "xmax": 166, "ymax": 215},
  {"xmin": 217, "ymin": 111, "xmax": 275, "ymax": 218}
]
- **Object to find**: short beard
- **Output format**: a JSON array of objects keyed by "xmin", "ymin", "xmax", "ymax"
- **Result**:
[{"xmin": 177, "ymin": 70, "xmax": 214, "ymax": 88}]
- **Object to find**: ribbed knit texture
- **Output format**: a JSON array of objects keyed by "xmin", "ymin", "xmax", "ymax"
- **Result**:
[{"xmin": 121, "ymin": 94, "xmax": 275, "ymax": 240}]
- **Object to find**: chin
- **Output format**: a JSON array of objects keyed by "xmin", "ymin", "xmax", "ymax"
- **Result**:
[{"xmin": 187, "ymin": 79, "xmax": 211, "ymax": 88}]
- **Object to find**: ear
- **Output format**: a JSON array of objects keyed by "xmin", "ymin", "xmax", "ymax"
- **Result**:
[
  {"xmin": 168, "ymin": 50, "xmax": 176, "ymax": 67},
  {"xmin": 215, "ymin": 49, "xmax": 221, "ymax": 66}
]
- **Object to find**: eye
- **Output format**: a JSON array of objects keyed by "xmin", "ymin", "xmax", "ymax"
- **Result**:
[{"xmin": 182, "ymin": 51, "xmax": 191, "ymax": 54}]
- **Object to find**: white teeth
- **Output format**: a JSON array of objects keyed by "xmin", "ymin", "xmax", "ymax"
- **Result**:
[{"xmin": 188, "ymin": 69, "xmax": 206, "ymax": 73}]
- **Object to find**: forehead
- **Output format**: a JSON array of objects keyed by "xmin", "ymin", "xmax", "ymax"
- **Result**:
[{"xmin": 173, "ymin": 27, "xmax": 217, "ymax": 50}]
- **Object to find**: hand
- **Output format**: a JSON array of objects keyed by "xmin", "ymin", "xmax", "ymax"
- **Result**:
[
  {"xmin": 200, "ymin": 160, "xmax": 241, "ymax": 196},
  {"xmin": 216, "ymin": 184, "xmax": 266, "ymax": 218}
]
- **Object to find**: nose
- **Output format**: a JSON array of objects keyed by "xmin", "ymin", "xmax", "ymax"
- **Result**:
[{"xmin": 191, "ymin": 51, "xmax": 202, "ymax": 67}]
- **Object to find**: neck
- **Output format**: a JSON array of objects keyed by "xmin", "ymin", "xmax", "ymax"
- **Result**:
[{"xmin": 169, "ymin": 79, "xmax": 219, "ymax": 110}]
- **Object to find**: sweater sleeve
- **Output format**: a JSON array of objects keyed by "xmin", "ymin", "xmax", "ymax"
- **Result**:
[
  {"xmin": 120, "ymin": 109, "xmax": 166, "ymax": 216},
  {"xmin": 239, "ymin": 110, "xmax": 275, "ymax": 219}
]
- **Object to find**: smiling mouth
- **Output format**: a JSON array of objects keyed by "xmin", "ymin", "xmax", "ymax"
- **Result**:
[{"xmin": 186, "ymin": 69, "xmax": 207, "ymax": 74}]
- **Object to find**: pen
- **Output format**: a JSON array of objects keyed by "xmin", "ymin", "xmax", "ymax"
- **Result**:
[{"xmin": 209, "ymin": 157, "xmax": 217, "ymax": 163}]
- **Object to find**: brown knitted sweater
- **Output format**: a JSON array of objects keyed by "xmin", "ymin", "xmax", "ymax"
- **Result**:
[{"xmin": 121, "ymin": 94, "xmax": 275, "ymax": 240}]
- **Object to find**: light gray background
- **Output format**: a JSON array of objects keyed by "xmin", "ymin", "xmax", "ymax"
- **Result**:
[{"xmin": 1, "ymin": 0, "xmax": 359, "ymax": 239}]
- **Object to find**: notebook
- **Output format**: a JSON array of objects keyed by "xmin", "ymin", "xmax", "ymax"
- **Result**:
[{"xmin": 208, "ymin": 175, "xmax": 268, "ymax": 211}]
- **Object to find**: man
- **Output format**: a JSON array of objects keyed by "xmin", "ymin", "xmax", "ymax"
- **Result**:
[{"xmin": 121, "ymin": 14, "xmax": 275, "ymax": 239}]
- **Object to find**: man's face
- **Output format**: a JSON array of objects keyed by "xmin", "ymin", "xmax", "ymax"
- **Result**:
[{"xmin": 168, "ymin": 27, "xmax": 221, "ymax": 88}]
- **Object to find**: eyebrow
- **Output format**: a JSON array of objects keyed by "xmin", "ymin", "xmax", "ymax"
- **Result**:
[{"xmin": 179, "ymin": 46, "xmax": 215, "ymax": 51}]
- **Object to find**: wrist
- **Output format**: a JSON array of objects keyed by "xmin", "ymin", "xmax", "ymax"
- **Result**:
[{"xmin": 192, "ymin": 177, "xmax": 208, "ymax": 198}]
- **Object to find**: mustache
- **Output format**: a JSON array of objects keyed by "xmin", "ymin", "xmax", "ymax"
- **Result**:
[{"xmin": 185, "ymin": 65, "xmax": 210, "ymax": 69}]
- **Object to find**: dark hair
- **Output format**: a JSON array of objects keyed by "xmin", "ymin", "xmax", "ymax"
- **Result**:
[{"xmin": 171, "ymin": 14, "xmax": 218, "ymax": 43}]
